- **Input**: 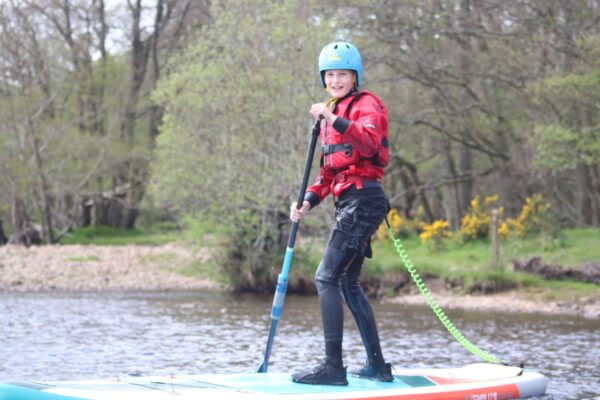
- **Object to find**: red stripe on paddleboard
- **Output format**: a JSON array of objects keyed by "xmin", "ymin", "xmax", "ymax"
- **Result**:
[
  {"xmin": 424, "ymin": 375, "xmax": 473, "ymax": 385},
  {"xmin": 334, "ymin": 383, "xmax": 520, "ymax": 400}
]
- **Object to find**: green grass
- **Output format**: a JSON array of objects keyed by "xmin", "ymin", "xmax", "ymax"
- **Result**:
[
  {"xmin": 139, "ymin": 252, "xmax": 180, "ymax": 264},
  {"xmin": 64, "ymin": 255, "xmax": 101, "ymax": 262},
  {"xmin": 504, "ymin": 228, "xmax": 600, "ymax": 266},
  {"xmin": 175, "ymin": 258, "xmax": 223, "ymax": 282},
  {"xmin": 59, "ymin": 225, "xmax": 180, "ymax": 246},
  {"xmin": 266, "ymin": 228, "xmax": 600, "ymax": 299},
  {"xmin": 56, "ymin": 224, "xmax": 599, "ymax": 300},
  {"xmin": 365, "ymin": 228, "xmax": 600, "ymax": 298},
  {"xmin": 138, "ymin": 249, "xmax": 221, "ymax": 281}
]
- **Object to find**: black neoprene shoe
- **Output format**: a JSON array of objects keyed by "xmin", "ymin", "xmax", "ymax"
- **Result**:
[
  {"xmin": 351, "ymin": 362, "xmax": 394, "ymax": 382},
  {"xmin": 292, "ymin": 360, "xmax": 349, "ymax": 386}
]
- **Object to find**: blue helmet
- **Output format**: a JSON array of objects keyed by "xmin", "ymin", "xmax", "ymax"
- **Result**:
[{"xmin": 318, "ymin": 42, "xmax": 362, "ymax": 88}]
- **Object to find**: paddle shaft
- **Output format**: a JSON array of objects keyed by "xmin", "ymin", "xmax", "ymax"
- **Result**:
[{"xmin": 257, "ymin": 118, "xmax": 321, "ymax": 373}]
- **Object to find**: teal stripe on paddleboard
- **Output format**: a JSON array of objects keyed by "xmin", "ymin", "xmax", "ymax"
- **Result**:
[
  {"xmin": 0, "ymin": 384, "xmax": 88, "ymax": 400},
  {"xmin": 0, "ymin": 374, "xmax": 437, "ymax": 398},
  {"xmin": 185, "ymin": 373, "xmax": 435, "ymax": 395},
  {"xmin": 396, "ymin": 376, "xmax": 436, "ymax": 387}
]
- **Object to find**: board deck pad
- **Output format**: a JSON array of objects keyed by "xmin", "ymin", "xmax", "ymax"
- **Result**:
[
  {"xmin": 0, "ymin": 363, "xmax": 548, "ymax": 400},
  {"xmin": 156, "ymin": 373, "xmax": 436, "ymax": 394}
]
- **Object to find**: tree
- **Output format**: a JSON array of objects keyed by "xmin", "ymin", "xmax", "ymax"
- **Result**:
[
  {"xmin": 150, "ymin": 0, "xmax": 335, "ymax": 288},
  {"xmin": 113, "ymin": 0, "xmax": 202, "ymax": 228},
  {"xmin": 0, "ymin": 0, "xmax": 204, "ymax": 243},
  {"xmin": 330, "ymin": 0, "xmax": 600, "ymax": 227},
  {"xmin": 529, "ymin": 37, "xmax": 600, "ymax": 226}
]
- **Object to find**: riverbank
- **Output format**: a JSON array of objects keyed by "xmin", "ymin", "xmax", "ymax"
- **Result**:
[
  {"xmin": 388, "ymin": 290, "xmax": 600, "ymax": 319},
  {"xmin": 0, "ymin": 244, "xmax": 219, "ymax": 291},
  {"xmin": 1, "ymin": 243, "xmax": 598, "ymax": 319}
]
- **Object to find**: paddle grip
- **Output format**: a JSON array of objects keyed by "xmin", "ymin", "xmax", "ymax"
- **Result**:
[
  {"xmin": 271, "ymin": 246, "xmax": 294, "ymax": 319},
  {"xmin": 271, "ymin": 275, "xmax": 287, "ymax": 320}
]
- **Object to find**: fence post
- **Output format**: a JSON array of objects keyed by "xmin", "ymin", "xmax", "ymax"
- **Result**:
[{"xmin": 490, "ymin": 209, "xmax": 500, "ymax": 268}]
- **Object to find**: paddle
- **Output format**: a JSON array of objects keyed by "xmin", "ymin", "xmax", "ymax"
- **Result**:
[{"xmin": 257, "ymin": 118, "xmax": 322, "ymax": 373}]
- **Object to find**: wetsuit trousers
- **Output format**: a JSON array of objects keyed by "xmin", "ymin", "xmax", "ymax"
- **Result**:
[{"xmin": 315, "ymin": 185, "xmax": 389, "ymax": 368}]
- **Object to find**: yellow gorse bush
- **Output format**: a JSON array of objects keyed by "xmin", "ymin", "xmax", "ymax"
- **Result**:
[
  {"xmin": 375, "ymin": 193, "xmax": 550, "ymax": 247},
  {"xmin": 419, "ymin": 219, "xmax": 453, "ymax": 250},
  {"xmin": 460, "ymin": 193, "xmax": 550, "ymax": 240},
  {"xmin": 498, "ymin": 221, "xmax": 510, "ymax": 239},
  {"xmin": 376, "ymin": 207, "xmax": 422, "ymax": 241},
  {"xmin": 460, "ymin": 194, "xmax": 504, "ymax": 241},
  {"xmin": 375, "ymin": 208, "xmax": 402, "ymax": 242},
  {"xmin": 506, "ymin": 193, "xmax": 550, "ymax": 237}
]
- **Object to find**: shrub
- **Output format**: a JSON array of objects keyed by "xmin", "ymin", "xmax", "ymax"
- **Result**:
[
  {"xmin": 376, "ymin": 207, "xmax": 422, "ymax": 241},
  {"xmin": 460, "ymin": 194, "xmax": 504, "ymax": 241},
  {"xmin": 507, "ymin": 193, "xmax": 550, "ymax": 237},
  {"xmin": 506, "ymin": 193, "xmax": 552, "ymax": 238},
  {"xmin": 181, "ymin": 209, "xmax": 286, "ymax": 291},
  {"xmin": 419, "ymin": 220, "xmax": 453, "ymax": 251},
  {"xmin": 218, "ymin": 208, "xmax": 287, "ymax": 292}
]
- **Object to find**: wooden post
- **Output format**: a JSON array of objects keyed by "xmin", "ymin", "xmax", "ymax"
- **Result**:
[
  {"xmin": 490, "ymin": 209, "xmax": 499, "ymax": 268},
  {"xmin": 0, "ymin": 217, "xmax": 7, "ymax": 245}
]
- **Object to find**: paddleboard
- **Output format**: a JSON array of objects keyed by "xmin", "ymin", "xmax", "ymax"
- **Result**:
[{"xmin": 0, "ymin": 363, "xmax": 548, "ymax": 400}]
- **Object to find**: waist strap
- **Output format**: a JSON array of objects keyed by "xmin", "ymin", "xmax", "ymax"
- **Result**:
[
  {"xmin": 322, "ymin": 143, "xmax": 353, "ymax": 156},
  {"xmin": 361, "ymin": 180, "xmax": 381, "ymax": 189},
  {"xmin": 334, "ymin": 180, "xmax": 381, "ymax": 203}
]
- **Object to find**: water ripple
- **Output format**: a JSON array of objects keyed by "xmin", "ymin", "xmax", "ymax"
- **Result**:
[{"xmin": 0, "ymin": 291, "xmax": 598, "ymax": 399}]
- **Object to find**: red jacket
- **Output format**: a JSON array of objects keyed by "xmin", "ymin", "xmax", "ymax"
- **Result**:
[{"xmin": 306, "ymin": 90, "xmax": 388, "ymax": 207}]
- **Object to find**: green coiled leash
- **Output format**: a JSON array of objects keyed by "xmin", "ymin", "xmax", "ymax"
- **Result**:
[{"xmin": 387, "ymin": 223, "xmax": 502, "ymax": 364}]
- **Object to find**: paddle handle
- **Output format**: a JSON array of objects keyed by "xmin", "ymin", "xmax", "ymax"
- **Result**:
[
  {"xmin": 272, "ymin": 119, "xmax": 320, "ymax": 315},
  {"xmin": 287, "ymin": 119, "xmax": 321, "ymax": 248}
]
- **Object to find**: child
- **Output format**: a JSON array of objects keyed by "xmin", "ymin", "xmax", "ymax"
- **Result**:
[{"xmin": 290, "ymin": 42, "xmax": 393, "ymax": 386}]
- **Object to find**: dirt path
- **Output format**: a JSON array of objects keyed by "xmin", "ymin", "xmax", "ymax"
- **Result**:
[{"xmin": 388, "ymin": 291, "xmax": 600, "ymax": 319}]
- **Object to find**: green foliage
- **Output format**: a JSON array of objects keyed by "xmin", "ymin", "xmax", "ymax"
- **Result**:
[
  {"xmin": 528, "ymin": 37, "xmax": 600, "ymax": 172},
  {"xmin": 179, "ymin": 213, "xmax": 226, "ymax": 247},
  {"xmin": 149, "ymin": 0, "xmax": 336, "ymax": 288},
  {"xmin": 368, "ymin": 228, "xmax": 600, "ymax": 297},
  {"xmin": 64, "ymin": 255, "xmax": 101, "ymax": 263},
  {"xmin": 0, "ymin": 18, "xmax": 143, "ymax": 232},
  {"xmin": 529, "ymin": 124, "xmax": 600, "ymax": 171},
  {"xmin": 59, "ymin": 226, "xmax": 178, "ymax": 246}
]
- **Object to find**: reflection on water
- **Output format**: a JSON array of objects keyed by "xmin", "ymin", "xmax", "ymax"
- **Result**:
[{"xmin": 1, "ymin": 290, "xmax": 598, "ymax": 399}]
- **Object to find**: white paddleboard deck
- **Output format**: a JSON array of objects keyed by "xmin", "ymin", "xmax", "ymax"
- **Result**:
[{"xmin": 0, "ymin": 363, "xmax": 548, "ymax": 400}]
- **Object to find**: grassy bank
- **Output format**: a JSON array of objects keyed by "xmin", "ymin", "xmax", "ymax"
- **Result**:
[
  {"xmin": 58, "ymin": 225, "xmax": 599, "ymax": 301},
  {"xmin": 59, "ymin": 225, "xmax": 179, "ymax": 246},
  {"xmin": 363, "ymin": 228, "xmax": 600, "ymax": 301}
]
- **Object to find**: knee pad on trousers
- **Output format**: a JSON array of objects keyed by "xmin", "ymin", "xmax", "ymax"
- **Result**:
[
  {"xmin": 316, "ymin": 275, "xmax": 336, "ymax": 295},
  {"xmin": 315, "ymin": 240, "xmax": 359, "ymax": 287}
]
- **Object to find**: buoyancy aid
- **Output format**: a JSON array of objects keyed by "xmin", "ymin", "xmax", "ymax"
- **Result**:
[
  {"xmin": 306, "ymin": 90, "xmax": 389, "ymax": 204},
  {"xmin": 321, "ymin": 91, "xmax": 389, "ymax": 170}
]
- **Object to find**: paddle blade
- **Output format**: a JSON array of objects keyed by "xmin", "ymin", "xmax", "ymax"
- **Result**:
[
  {"xmin": 257, "ymin": 320, "xmax": 278, "ymax": 373},
  {"xmin": 257, "ymin": 361, "xmax": 268, "ymax": 373}
]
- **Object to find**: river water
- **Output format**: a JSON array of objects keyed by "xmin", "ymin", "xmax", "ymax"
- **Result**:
[{"xmin": 0, "ymin": 290, "xmax": 598, "ymax": 399}]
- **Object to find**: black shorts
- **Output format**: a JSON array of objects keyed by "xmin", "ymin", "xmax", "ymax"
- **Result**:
[{"xmin": 328, "ymin": 184, "xmax": 389, "ymax": 258}]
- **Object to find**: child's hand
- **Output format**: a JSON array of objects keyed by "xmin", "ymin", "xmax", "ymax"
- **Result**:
[{"xmin": 290, "ymin": 201, "xmax": 311, "ymax": 222}]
